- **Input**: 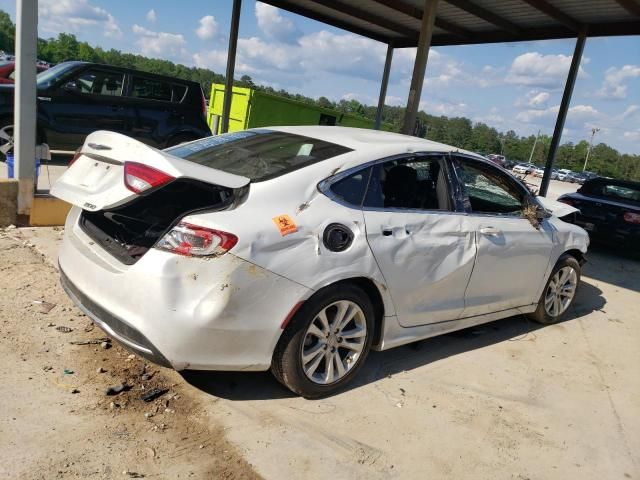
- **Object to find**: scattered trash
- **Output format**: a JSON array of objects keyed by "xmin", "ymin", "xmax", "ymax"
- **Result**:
[
  {"xmin": 123, "ymin": 470, "xmax": 145, "ymax": 478},
  {"xmin": 42, "ymin": 365, "xmax": 53, "ymax": 372},
  {"xmin": 46, "ymin": 322, "xmax": 56, "ymax": 327},
  {"xmin": 55, "ymin": 326, "xmax": 73, "ymax": 333},
  {"xmin": 63, "ymin": 368, "xmax": 74, "ymax": 375},
  {"xmin": 106, "ymin": 384, "xmax": 131, "ymax": 396},
  {"xmin": 109, "ymin": 402, "xmax": 117, "ymax": 410},
  {"xmin": 126, "ymin": 354, "xmax": 135, "ymax": 361},
  {"xmin": 140, "ymin": 372, "xmax": 154, "ymax": 381},
  {"xmin": 32, "ymin": 300, "xmax": 57, "ymax": 314},
  {"xmin": 83, "ymin": 322, "xmax": 95, "ymax": 332},
  {"xmin": 144, "ymin": 412, "xmax": 154, "ymax": 419},
  {"xmin": 96, "ymin": 367, "xmax": 106, "ymax": 373},
  {"xmin": 71, "ymin": 388, "xmax": 80, "ymax": 394},
  {"xmin": 101, "ymin": 341, "xmax": 111, "ymax": 349},
  {"xmin": 141, "ymin": 388, "xmax": 168, "ymax": 403},
  {"xmin": 164, "ymin": 408, "xmax": 175, "ymax": 414},
  {"xmin": 70, "ymin": 338, "xmax": 110, "ymax": 346},
  {"xmin": 395, "ymin": 402, "xmax": 403, "ymax": 408}
]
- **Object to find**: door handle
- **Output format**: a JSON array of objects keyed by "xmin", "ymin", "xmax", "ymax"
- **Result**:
[
  {"xmin": 480, "ymin": 226, "xmax": 501, "ymax": 236},
  {"xmin": 382, "ymin": 228, "xmax": 393, "ymax": 236}
]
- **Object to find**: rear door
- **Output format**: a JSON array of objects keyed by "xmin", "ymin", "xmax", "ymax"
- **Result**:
[
  {"xmin": 41, "ymin": 66, "xmax": 130, "ymax": 150},
  {"xmin": 362, "ymin": 154, "xmax": 476, "ymax": 327},
  {"xmin": 451, "ymin": 155, "xmax": 554, "ymax": 317}
]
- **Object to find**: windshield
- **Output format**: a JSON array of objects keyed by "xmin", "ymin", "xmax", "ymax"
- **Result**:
[
  {"xmin": 36, "ymin": 62, "xmax": 81, "ymax": 89},
  {"xmin": 166, "ymin": 130, "xmax": 352, "ymax": 182}
]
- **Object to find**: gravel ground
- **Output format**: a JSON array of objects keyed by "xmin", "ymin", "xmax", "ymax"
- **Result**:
[{"xmin": 0, "ymin": 228, "xmax": 260, "ymax": 479}]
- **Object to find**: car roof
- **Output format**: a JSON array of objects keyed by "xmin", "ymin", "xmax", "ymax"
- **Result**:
[
  {"xmin": 266, "ymin": 126, "xmax": 483, "ymax": 158},
  {"xmin": 60, "ymin": 61, "xmax": 199, "ymax": 86}
]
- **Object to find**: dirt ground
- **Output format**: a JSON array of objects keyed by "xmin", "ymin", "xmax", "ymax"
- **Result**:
[
  {"xmin": 2, "ymin": 226, "xmax": 639, "ymax": 479},
  {"xmin": 0, "ymin": 229, "xmax": 260, "ymax": 479}
]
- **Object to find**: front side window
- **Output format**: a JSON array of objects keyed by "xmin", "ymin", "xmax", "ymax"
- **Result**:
[
  {"xmin": 167, "ymin": 130, "xmax": 352, "ymax": 182},
  {"xmin": 130, "ymin": 76, "xmax": 172, "ymax": 101},
  {"xmin": 363, "ymin": 156, "xmax": 451, "ymax": 211},
  {"xmin": 457, "ymin": 159, "xmax": 524, "ymax": 214},
  {"xmin": 73, "ymin": 69, "xmax": 124, "ymax": 96}
]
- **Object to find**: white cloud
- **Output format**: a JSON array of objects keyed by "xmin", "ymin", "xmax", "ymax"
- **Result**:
[
  {"xmin": 597, "ymin": 65, "xmax": 640, "ymax": 99},
  {"xmin": 620, "ymin": 104, "xmax": 639, "ymax": 119},
  {"xmin": 623, "ymin": 130, "xmax": 640, "ymax": 142},
  {"xmin": 39, "ymin": 0, "xmax": 122, "ymax": 38},
  {"xmin": 195, "ymin": 15, "xmax": 218, "ymax": 41},
  {"xmin": 132, "ymin": 25, "xmax": 188, "ymax": 61},
  {"xmin": 255, "ymin": 3, "xmax": 299, "ymax": 43},
  {"xmin": 516, "ymin": 104, "xmax": 600, "ymax": 125},
  {"xmin": 506, "ymin": 52, "xmax": 586, "ymax": 88},
  {"xmin": 146, "ymin": 9, "xmax": 156, "ymax": 23},
  {"xmin": 516, "ymin": 90, "xmax": 551, "ymax": 108}
]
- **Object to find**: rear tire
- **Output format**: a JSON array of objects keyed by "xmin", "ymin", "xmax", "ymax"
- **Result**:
[
  {"xmin": 271, "ymin": 284, "xmax": 374, "ymax": 398},
  {"xmin": 528, "ymin": 254, "xmax": 581, "ymax": 324}
]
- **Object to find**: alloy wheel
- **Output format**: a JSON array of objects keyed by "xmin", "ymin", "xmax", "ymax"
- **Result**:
[
  {"xmin": 0, "ymin": 124, "xmax": 14, "ymax": 156},
  {"xmin": 301, "ymin": 300, "xmax": 367, "ymax": 385},
  {"xmin": 544, "ymin": 266, "xmax": 578, "ymax": 317}
]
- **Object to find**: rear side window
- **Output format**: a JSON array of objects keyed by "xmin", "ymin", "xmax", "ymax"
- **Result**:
[
  {"xmin": 329, "ymin": 168, "xmax": 372, "ymax": 207},
  {"xmin": 583, "ymin": 181, "xmax": 640, "ymax": 204},
  {"xmin": 130, "ymin": 76, "xmax": 172, "ymax": 101},
  {"xmin": 166, "ymin": 130, "xmax": 352, "ymax": 182}
]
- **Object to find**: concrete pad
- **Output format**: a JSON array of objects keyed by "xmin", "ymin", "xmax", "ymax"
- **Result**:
[{"xmin": 20, "ymin": 226, "xmax": 640, "ymax": 479}]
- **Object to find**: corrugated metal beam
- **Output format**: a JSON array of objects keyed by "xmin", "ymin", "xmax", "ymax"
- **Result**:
[
  {"xmin": 261, "ymin": 0, "xmax": 396, "ymax": 44},
  {"xmin": 221, "ymin": 0, "xmax": 241, "ymax": 134},
  {"xmin": 519, "ymin": 0, "xmax": 581, "ymax": 31},
  {"xmin": 402, "ymin": 0, "xmax": 439, "ymax": 135},
  {"xmin": 614, "ymin": 0, "xmax": 640, "ymax": 16},
  {"xmin": 314, "ymin": 0, "xmax": 419, "ymax": 40},
  {"xmin": 371, "ymin": 0, "xmax": 471, "ymax": 39},
  {"xmin": 539, "ymin": 29, "xmax": 587, "ymax": 197},
  {"xmin": 444, "ymin": 0, "xmax": 520, "ymax": 34}
]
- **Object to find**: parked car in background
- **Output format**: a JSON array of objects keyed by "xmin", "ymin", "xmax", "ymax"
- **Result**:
[
  {"xmin": 533, "ymin": 167, "xmax": 545, "ymax": 177},
  {"xmin": 487, "ymin": 154, "xmax": 506, "ymax": 167},
  {"xmin": 0, "ymin": 61, "xmax": 210, "ymax": 157},
  {"xmin": 0, "ymin": 62, "xmax": 49, "ymax": 84},
  {"xmin": 558, "ymin": 178, "xmax": 640, "ymax": 249},
  {"xmin": 557, "ymin": 169, "xmax": 573, "ymax": 181},
  {"xmin": 513, "ymin": 163, "xmax": 535, "ymax": 175},
  {"xmin": 52, "ymin": 126, "xmax": 588, "ymax": 398}
]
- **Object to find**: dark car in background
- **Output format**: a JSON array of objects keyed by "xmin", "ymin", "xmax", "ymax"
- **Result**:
[
  {"xmin": 558, "ymin": 178, "xmax": 640, "ymax": 248},
  {"xmin": 0, "ymin": 61, "xmax": 211, "ymax": 157}
]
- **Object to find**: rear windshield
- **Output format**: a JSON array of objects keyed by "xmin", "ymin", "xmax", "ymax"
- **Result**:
[
  {"xmin": 583, "ymin": 181, "xmax": 640, "ymax": 204},
  {"xmin": 166, "ymin": 130, "xmax": 352, "ymax": 181}
]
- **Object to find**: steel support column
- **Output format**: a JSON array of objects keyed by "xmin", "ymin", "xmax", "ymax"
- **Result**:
[
  {"xmin": 375, "ymin": 44, "xmax": 394, "ymax": 130},
  {"xmin": 539, "ymin": 30, "xmax": 587, "ymax": 197},
  {"xmin": 401, "ymin": 0, "xmax": 439, "ymax": 135},
  {"xmin": 14, "ymin": 0, "xmax": 38, "ymax": 215},
  {"xmin": 221, "ymin": 0, "xmax": 242, "ymax": 134}
]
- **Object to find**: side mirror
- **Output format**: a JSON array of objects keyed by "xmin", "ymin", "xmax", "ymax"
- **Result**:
[{"xmin": 62, "ymin": 80, "xmax": 79, "ymax": 92}]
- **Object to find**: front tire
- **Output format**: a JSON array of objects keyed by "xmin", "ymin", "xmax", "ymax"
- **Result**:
[
  {"xmin": 271, "ymin": 284, "xmax": 375, "ymax": 398},
  {"xmin": 528, "ymin": 254, "xmax": 581, "ymax": 324}
]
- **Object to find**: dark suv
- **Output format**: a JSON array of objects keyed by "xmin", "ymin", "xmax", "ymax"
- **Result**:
[{"xmin": 0, "ymin": 61, "xmax": 211, "ymax": 156}]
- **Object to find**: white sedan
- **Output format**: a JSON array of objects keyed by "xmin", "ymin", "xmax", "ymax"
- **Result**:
[{"xmin": 52, "ymin": 127, "xmax": 589, "ymax": 398}]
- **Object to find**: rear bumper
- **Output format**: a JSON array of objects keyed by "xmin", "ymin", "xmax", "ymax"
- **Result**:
[
  {"xmin": 59, "ymin": 207, "xmax": 312, "ymax": 371},
  {"xmin": 60, "ymin": 268, "xmax": 172, "ymax": 367}
]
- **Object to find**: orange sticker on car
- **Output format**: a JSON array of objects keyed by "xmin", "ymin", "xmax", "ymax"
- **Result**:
[{"xmin": 272, "ymin": 215, "xmax": 298, "ymax": 236}]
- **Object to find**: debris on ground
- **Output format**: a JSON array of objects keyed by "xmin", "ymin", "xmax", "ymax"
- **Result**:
[
  {"xmin": 101, "ymin": 341, "xmax": 111, "ymax": 349},
  {"xmin": 141, "ymin": 388, "xmax": 169, "ymax": 403},
  {"xmin": 97, "ymin": 367, "xmax": 106, "ymax": 373},
  {"xmin": 55, "ymin": 325, "xmax": 73, "ymax": 333},
  {"xmin": 106, "ymin": 384, "xmax": 131, "ymax": 396},
  {"xmin": 32, "ymin": 300, "xmax": 57, "ymax": 314},
  {"xmin": 71, "ymin": 388, "xmax": 80, "ymax": 394},
  {"xmin": 123, "ymin": 469, "xmax": 145, "ymax": 478},
  {"xmin": 70, "ymin": 337, "xmax": 110, "ymax": 346},
  {"xmin": 63, "ymin": 368, "xmax": 74, "ymax": 375}
]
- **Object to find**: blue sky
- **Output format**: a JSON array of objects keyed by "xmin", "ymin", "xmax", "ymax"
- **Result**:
[{"xmin": 1, "ymin": 0, "xmax": 639, "ymax": 154}]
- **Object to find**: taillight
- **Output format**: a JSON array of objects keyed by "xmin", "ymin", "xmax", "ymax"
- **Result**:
[
  {"xmin": 124, "ymin": 161, "xmax": 174, "ymax": 194},
  {"xmin": 155, "ymin": 222, "xmax": 238, "ymax": 257},
  {"xmin": 68, "ymin": 148, "xmax": 82, "ymax": 167},
  {"xmin": 623, "ymin": 212, "xmax": 640, "ymax": 225}
]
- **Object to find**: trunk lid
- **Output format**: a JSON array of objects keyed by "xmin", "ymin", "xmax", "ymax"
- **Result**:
[{"xmin": 51, "ymin": 130, "xmax": 249, "ymax": 211}]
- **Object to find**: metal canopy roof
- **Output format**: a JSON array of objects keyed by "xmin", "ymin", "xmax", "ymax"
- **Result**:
[{"xmin": 261, "ymin": 0, "xmax": 640, "ymax": 47}]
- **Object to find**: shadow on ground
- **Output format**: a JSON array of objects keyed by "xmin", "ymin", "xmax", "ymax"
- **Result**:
[
  {"xmin": 582, "ymin": 246, "xmax": 640, "ymax": 293},
  {"xmin": 182, "ymin": 279, "xmax": 605, "ymax": 401}
]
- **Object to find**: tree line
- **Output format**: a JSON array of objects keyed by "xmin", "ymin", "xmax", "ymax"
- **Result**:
[{"xmin": 1, "ymin": 9, "xmax": 638, "ymax": 180}]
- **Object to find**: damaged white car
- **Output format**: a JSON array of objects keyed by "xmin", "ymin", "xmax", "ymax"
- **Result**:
[{"xmin": 53, "ymin": 126, "xmax": 589, "ymax": 398}]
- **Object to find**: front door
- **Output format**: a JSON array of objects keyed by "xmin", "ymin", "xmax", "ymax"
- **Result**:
[
  {"xmin": 41, "ymin": 67, "xmax": 130, "ymax": 150},
  {"xmin": 452, "ymin": 156, "xmax": 554, "ymax": 317},
  {"xmin": 362, "ymin": 154, "xmax": 476, "ymax": 327}
]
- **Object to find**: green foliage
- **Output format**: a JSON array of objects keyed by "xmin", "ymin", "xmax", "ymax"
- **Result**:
[{"xmin": 1, "ymin": 8, "xmax": 638, "ymax": 180}]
